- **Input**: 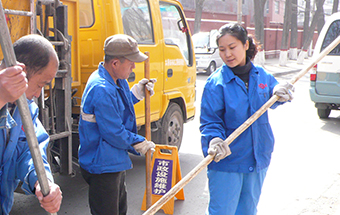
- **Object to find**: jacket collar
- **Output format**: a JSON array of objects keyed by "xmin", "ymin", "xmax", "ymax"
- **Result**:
[
  {"xmin": 221, "ymin": 62, "xmax": 258, "ymax": 84},
  {"xmin": 98, "ymin": 62, "xmax": 120, "ymax": 88},
  {"xmin": 0, "ymin": 99, "xmax": 34, "ymax": 130}
]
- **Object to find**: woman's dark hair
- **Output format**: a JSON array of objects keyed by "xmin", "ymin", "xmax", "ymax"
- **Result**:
[
  {"xmin": 13, "ymin": 34, "xmax": 58, "ymax": 79},
  {"xmin": 216, "ymin": 23, "xmax": 260, "ymax": 60}
]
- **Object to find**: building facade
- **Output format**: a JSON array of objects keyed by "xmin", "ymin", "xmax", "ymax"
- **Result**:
[{"xmin": 180, "ymin": 0, "xmax": 320, "ymax": 58}]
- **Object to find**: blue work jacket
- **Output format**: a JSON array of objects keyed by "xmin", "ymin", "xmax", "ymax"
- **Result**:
[
  {"xmin": 78, "ymin": 63, "xmax": 145, "ymax": 174},
  {"xmin": 200, "ymin": 63, "xmax": 282, "ymax": 173},
  {"xmin": 0, "ymin": 101, "xmax": 53, "ymax": 215}
]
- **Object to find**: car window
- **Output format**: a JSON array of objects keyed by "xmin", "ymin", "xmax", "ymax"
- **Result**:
[
  {"xmin": 79, "ymin": 0, "xmax": 94, "ymax": 27},
  {"xmin": 120, "ymin": 0, "xmax": 154, "ymax": 44},
  {"xmin": 192, "ymin": 33, "xmax": 209, "ymax": 48},
  {"xmin": 160, "ymin": 2, "xmax": 191, "ymax": 65},
  {"xmin": 321, "ymin": 20, "xmax": 340, "ymax": 55}
]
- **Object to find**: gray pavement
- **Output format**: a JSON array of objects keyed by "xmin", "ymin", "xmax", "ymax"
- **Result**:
[
  {"xmin": 262, "ymin": 57, "xmax": 314, "ymax": 76},
  {"xmin": 261, "ymin": 57, "xmax": 340, "ymax": 215}
]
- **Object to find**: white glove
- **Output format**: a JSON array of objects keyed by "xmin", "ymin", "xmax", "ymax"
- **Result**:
[
  {"xmin": 131, "ymin": 78, "xmax": 157, "ymax": 100},
  {"xmin": 273, "ymin": 81, "xmax": 295, "ymax": 102},
  {"xmin": 133, "ymin": 140, "xmax": 156, "ymax": 155},
  {"xmin": 207, "ymin": 137, "xmax": 231, "ymax": 162}
]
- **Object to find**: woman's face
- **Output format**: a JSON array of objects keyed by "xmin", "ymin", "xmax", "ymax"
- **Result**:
[{"xmin": 218, "ymin": 34, "xmax": 249, "ymax": 68}]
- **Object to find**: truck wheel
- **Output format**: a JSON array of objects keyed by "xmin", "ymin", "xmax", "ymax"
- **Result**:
[
  {"xmin": 206, "ymin": 61, "xmax": 216, "ymax": 75},
  {"xmin": 317, "ymin": 108, "xmax": 331, "ymax": 119},
  {"xmin": 153, "ymin": 103, "xmax": 184, "ymax": 150}
]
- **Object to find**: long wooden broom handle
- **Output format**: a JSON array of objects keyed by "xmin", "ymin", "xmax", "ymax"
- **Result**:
[
  {"xmin": 143, "ymin": 35, "xmax": 340, "ymax": 215},
  {"xmin": 0, "ymin": 1, "xmax": 56, "ymax": 215},
  {"xmin": 144, "ymin": 52, "xmax": 152, "ymax": 209}
]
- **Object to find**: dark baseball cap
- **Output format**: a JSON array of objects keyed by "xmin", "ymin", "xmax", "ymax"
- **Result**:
[{"xmin": 104, "ymin": 34, "xmax": 148, "ymax": 62}]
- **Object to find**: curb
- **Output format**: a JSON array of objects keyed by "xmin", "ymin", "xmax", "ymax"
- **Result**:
[{"xmin": 272, "ymin": 69, "xmax": 301, "ymax": 77}]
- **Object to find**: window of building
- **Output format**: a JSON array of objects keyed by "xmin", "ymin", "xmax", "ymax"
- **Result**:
[{"xmin": 274, "ymin": 1, "xmax": 279, "ymax": 14}]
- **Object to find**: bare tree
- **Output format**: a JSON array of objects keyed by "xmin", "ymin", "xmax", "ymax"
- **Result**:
[
  {"xmin": 253, "ymin": 0, "xmax": 267, "ymax": 65},
  {"xmin": 279, "ymin": 0, "xmax": 292, "ymax": 65},
  {"xmin": 289, "ymin": 0, "xmax": 298, "ymax": 60},
  {"xmin": 298, "ymin": 0, "xmax": 326, "ymax": 63},
  {"xmin": 194, "ymin": 0, "xmax": 205, "ymax": 34},
  {"xmin": 253, "ymin": 0, "xmax": 266, "ymax": 45},
  {"xmin": 332, "ymin": 0, "xmax": 339, "ymax": 14},
  {"xmin": 317, "ymin": 3, "xmax": 325, "ymax": 33},
  {"xmin": 303, "ymin": 0, "xmax": 311, "ymax": 43}
]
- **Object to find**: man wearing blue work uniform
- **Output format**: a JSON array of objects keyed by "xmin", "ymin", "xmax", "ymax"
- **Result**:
[
  {"xmin": 0, "ymin": 35, "xmax": 62, "ymax": 214},
  {"xmin": 78, "ymin": 34, "xmax": 156, "ymax": 215}
]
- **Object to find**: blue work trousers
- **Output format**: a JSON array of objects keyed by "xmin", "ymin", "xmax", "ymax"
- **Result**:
[{"xmin": 206, "ymin": 168, "xmax": 268, "ymax": 215}]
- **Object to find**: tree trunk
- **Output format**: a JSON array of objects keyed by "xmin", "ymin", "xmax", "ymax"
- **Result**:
[
  {"xmin": 253, "ymin": 0, "xmax": 267, "ymax": 65},
  {"xmin": 302, "ymin": 0, "xmax": 325, "ymax": 50},
  {"xmin": 332, "ymin": 0, "xmax": 339, "ymax": 13},
  {"xmin": 317, "ymin": 5, "xmax": 325, "ymax": 33},
  {"xmin": 298, "ymin": 0, "xmax": 325, "ymax": 64},
  {"xmin": 237, "ymin": 0, "xmax": 242, "ymax": 24},
  {"xmin": 289, "ymin": 0, "xmax": 298, "ymax": 60},
  {"xmin": 253, "ymin": 0, "xmax": 266, "ymax": 45},
  {"xmin": 279, "ymin": 0, "xmax": 292, "ymax": 66},
  {"xmin": 303, "ymin": 0, "xmax": 311, "ymax": 43},
  {"xmin": 194, "ymin": 0, "xmax": 205, "ymax": 34}
]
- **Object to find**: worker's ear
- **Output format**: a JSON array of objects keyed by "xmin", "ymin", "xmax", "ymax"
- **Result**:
[
  {"xmin": 245, "ymin": 39, "xmax": 249, "ymax": 51},
  {"xmin": 111, "ymin": 59, "xmax": 120, "ymax": 67}
]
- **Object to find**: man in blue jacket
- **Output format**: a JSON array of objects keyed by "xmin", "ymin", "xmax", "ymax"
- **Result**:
[
  {"xmin": 0, "ymin": 34, "xmax": 62, "ymax": 214},
  {"xmin": 79, "ymin": 34, "xmax": 156, "ymax": 215}
]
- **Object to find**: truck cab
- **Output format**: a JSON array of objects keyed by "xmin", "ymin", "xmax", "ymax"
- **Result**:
[
  {"xmin": 76, "ymin": 0, "xmax": 196, "ymax": 148},
  {"xmin": 2, "ymin": 0, "xmax": 196, "ymax": 175}
]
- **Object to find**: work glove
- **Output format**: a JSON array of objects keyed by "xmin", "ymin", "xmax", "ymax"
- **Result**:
[
  {"xmin": 273, "ymin": 81, "xmax": 295, "ymax": 102},
  {"xmin": 207, "ymin": 137, "xmax": 232, "ymax": 162},
  {"xmin": 131, "ymin": 78, "xmax": 157, "ymax": 100},
  {"xmin": 133, "ymin": 140, "xmax": 156, "ymax": 155}
]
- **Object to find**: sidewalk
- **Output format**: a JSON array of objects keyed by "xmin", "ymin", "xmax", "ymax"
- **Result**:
[
  {"xmin": 262, "ymin": 56, "xmax": 340, "ymax": 215},
  {"xmin": 261, "ymin": 57, "xmax": 314, "ymax": 77}
]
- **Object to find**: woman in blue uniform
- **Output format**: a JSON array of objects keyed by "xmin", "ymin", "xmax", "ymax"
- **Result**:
[{"xmin": 200, "ymin": 23, "xmax": 294, "ymax": 215}]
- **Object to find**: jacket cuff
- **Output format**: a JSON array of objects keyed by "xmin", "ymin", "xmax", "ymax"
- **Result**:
[{"xmin": 23, "ymin": 169, "xmax": 54, "ymax": 194}]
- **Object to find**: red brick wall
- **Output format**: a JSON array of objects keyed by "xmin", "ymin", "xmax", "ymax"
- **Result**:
[{"xmin": 184, "ymin": 9, "xmax": 318, "ymax": 58}]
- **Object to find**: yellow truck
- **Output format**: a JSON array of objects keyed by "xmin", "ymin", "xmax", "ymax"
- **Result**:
[{"xmin": 1, "ymin": 0, "xmax": 196, "ymax": 175}]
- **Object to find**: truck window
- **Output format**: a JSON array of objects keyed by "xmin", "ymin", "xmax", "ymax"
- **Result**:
[
  {"xmin": 321, "ymin": 20, "xmax": 340, "ymax": 56},
  {"xmin": 160, "ymin": 2, "xmax": 190, "ymax": 65},
  {"xmin": 79, "ymin": 0, "xmax": 94, "ymax": 27},
  {"xmin": 120, "ymin": 0, "xmax": 153, "ymax": 44}
]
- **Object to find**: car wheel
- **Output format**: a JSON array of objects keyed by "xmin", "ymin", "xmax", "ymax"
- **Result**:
[
  {"xmin": 206, "ymin": 61, "xmax": 216, "ymax": 75},
  {"xmin": 152, "ymin": 103, "xmax": 184, "ymax": 150},
  {"xmin": 317, "ymin": 108, "xmax": 331, "ymax": 119}
]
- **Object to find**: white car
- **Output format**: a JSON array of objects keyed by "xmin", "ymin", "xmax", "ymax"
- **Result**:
[
  {"xmin": 309, "ymin": 12, "xmax": 340, "ymax": 118},
  {"xmin": 192, "ymin": 30, "xmax": 224, "ymax": 75}
]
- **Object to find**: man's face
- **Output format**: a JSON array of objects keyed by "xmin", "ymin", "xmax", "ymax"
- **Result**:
[
  {"xmin": 111, "ymin": 58, "xmax": 136, "ymax": 81},
  {"xmin": 25, "ymin": 56, "xmax": 58, "ymax": 100}
]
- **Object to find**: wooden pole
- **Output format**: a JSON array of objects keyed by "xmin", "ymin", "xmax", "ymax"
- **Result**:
[
  {"xmin": 144, "ymin": 52, "xmax": 152, "ymax": 209},
  {"xmin": 0, "ymin": 1, "xmax": 56, "ymax": 215},
  {"xmin": 142, "ymin": 35, "xmax": 340, "ymax": 215}
]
